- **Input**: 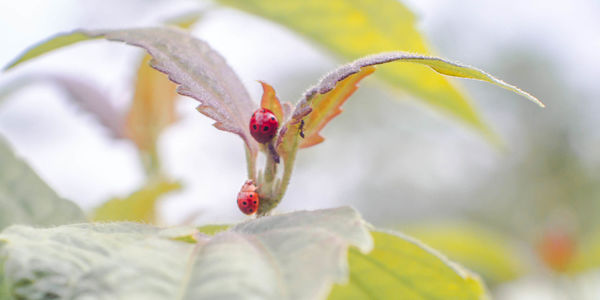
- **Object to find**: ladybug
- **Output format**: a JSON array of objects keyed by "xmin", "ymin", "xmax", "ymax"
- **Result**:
[
  {"xmin": 249, "ymin": 108, "xmax": 279, "ymax": 143},
  {"xmin": 237, "ymin": 180, "xmax": 259, "ymax": 215}
]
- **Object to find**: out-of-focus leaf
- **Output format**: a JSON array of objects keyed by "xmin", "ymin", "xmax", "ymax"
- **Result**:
[
  {"xmin": 4, "ymin": 32, "xmax": 96, "ymax": 70},
  {"xmin": 0, "ymin": 74, "xmax": 125, "ymax": 139},
  {"xmin": 0, "ymin": 136, "xmax": 86, "ymax": 230},
  {"xmin": 124, "ymin": 54, "xmax": 179, "ymax": 152},
  {"xmin": 165, "ymin": 12, "xmax": 202, "ymax": 29},
  {"xmin": 300, "ymin": 66, "xmax": 375, "ymax": 148},
  {"xmin": 4, "ymin": 28, "xmax": 260, "ymax": 157},
  {"xmin": 329, "ymin": 231, "xmax": 489, "ymax": 300},
  {"xmin": 91, "ymin": 180, "xmax": 181, "ymax": 223},
  {"xmin": 0, "ymin": 207, "xmax": 372, "ymax": 300},
  {"xmin": 216, "ymin": 0, "xmax": 505, "ymax": 136},
  {"xmin": 404, "ymin": 222, "xmax": 526, "ymax": 284},
  {"xmin": 564, "ymin": 230, "xmax": 600, "ymax": 274},
  {"xmin": 259, "ymin": 81, "xmax": 283, "ymax": 122}
]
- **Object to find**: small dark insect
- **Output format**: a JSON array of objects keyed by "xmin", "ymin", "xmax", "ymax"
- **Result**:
[{"xmin": 299, "ymin": 120, "xmax": 305, "ymax": 138}]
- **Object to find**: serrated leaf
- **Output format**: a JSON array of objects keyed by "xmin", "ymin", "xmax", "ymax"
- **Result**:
[
  {"xmin": 91, "ymin": 180, "xmax": 181, "ymax": 223},
  {"xmin": 328, "ymin": 231, "xmax": 489, "ymax": 300},
  {"xmin": 0, "ymin": 207, "xmax": 372, "ymax": 300},
  {"xmin": 0, "ymin": 74, "xmax": 125, "ymax": 139},
  {"xmin": 5, "ymin": 28, "xmax": 260, "ymax": 157},
  {"xmin": 298, "ymin": 52, "xmax": 543, "ymax": 111},
  {"xmin": 124, "ymin": 54, "xmax": 179, "ymax": 152},
  {"xmin": 300, "ymin": 66, "xmax": 375, "ymax": 148},
  {"xmin": 282, "ymin": 52, "xmax": 542, "ymax": 153},
  {"xmin": 404, "ymin": 222, "xmax": 526, "ymax": 284},
  {"xmin": 215, "ymin": 0, "xmax": 499, "ymax": 135},
  {"xmin": 0, "ymin": 136, "xmax": 86, "ymax": 230}
]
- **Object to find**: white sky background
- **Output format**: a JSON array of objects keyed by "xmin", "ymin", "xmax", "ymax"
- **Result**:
[{"xmin": 1, "ymin": 1, "xmax": 600, "ymax": 298}]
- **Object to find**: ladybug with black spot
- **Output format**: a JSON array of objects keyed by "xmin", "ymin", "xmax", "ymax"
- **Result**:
[
  {"xmin": 237, "ymin": 179, "xmax": 259, "ymax": 215},
  {"xmin": 249, "ymin": 108, "xmax": 279, "ymax": 143}
]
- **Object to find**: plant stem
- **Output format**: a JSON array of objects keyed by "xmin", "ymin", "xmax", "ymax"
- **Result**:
[
  {"xmin": 141, "ymin": 147, "xmax": 162, "ymax": 179},
  {"xmin": 245, "ymin": 146, "xmax": 256, "ymax": 180}
]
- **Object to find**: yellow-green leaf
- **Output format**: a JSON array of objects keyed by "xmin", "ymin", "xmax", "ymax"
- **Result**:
[
  {"xmin": 216, "ymin": 0, "xmax": 502, "ymax": 135},
  {"xmin": 4, "ymin": 32, "xmax": 96, "ymax": 70},
  {"xmin": 124, "ymin": 54, "xmax": 179, "ymax": 152},
  {"xmin": 404, "ymin": 222, "xmax": 526, "ymax": 284},
  {"xmin": 91, "ymin": 180, "xmax": 181, "ymax": 223},
  {"xmin": 568, "ymin": 230, "xmax": 600, "ymax": 274},
  {"xmin": 329, "ymin": 231, "xmax": 489, "ymax": 300},
  {"xmin": 259, "ymin": 81, "xmax": 284, "ymax": 122},
  {"xmin": 300, "ymin": 66, "xmax": 375, "ymax": 148}
]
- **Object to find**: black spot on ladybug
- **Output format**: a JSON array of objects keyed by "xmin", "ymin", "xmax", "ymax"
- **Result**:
[
  {"xmin": 253, "ymin": 201, "xmax": 257, "ymax": 204},
  {"xmin": 249, "ymin": 194, "xmax": 253, "ymax": 197},
  {"xmin": 271, "ymin": 117, "xmax": 275, "ymax": 121},
  {"xmin": 253, "ymin": 124, "xmax": 257, "ymax": 130},
  {"xmin": 263, "ymin": 126, "xmax": 269, "ymax": 131},
  {"xmin": 243, "ymin": 201, "xmax": 247, "ymax": 205}
]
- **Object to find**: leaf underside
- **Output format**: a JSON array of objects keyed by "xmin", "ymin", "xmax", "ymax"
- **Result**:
[
  {"xmin": 283, "ymin": 52, "xmax": 543, "ymax": 153},
  {"xmin": 0, "ymin": 207, "xmax": 372, "ymax": 300},
  {"xmin": 5, "ymin": 28, "xmax": 260, "ymax": 156}
]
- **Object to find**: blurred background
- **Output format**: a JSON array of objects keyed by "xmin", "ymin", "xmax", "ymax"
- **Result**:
[{"xmin": 1, "ymin": 0, "xmax": 599, "ymax": 299}]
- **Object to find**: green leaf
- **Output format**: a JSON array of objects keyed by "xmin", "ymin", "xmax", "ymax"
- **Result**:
[
  {"xmin": 404, "ymin": 222, "xmax": 526, "ymax": 284},
  {"xmin": 216, "ymin": 0, "xmax": 511, "ymax": 135},
  {"xmin": 0, "ymin": 136, "xmax": 86, "ymax": 230},
  {"xmin": 329, "ymin": 231, "xmax": 489, "ymax": 300},
  {"xmin": 299, "ymin": 66, "xmax": 375, "ymax": 148},
  {"xmin": 4, "ymin": 28, "xmax": 260, "ymax": 160},
  {"xmin": 568, "ymin": 230, "xmax": 600, "ymax": 273},
  {"xmin": 91, "ymin": 180, "xmax": 181, "ymax": 223},
  {"xmin": 0, "ymin": 207, "xmax": 372, "ymax": 300},
  {"xmin": 4, "ymin": 32, "xmax": 96, "ymax": 70}
]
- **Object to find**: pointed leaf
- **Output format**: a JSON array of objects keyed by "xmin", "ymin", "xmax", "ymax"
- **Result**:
[
  {"xmin": 0, "ymin": 207, "xmax": 372, "ymax": 300},
  {"xmin": 258, "ymin": 81, "xmax": 283, "ymax": 122},
  {"xmin": 5, "ymin": 28, "xmax": 260, "ymax": 156},
  {"xmin": 328, "ymin": 231, "xmax": 489, "ymax": 300},
  {"xmin": 216, "ymin": 0, "xmax": 496, "ymax": 134},
  {"xmin": 0, "ymin": 136, "xmax": 86, "ymax": 230},
  {"xmin": 91, "ymin": 180, "xmax": 181, "ymax": 223},
  {"xmin": 124, "ymin": 54, "xmax": 179, "ymax": 152},
  {"xmin": 284, "ymin": 52, "xmax": 542, "ymax": 152},
  {"xmin": 4, "ymin": 32, "xmax": 97, "ymax": 70},
  {"xmin": 300, "ymin": 66, "xmax": 375, "ymax": 148},
  {"xmin": 91, "ymin": 27, "xmax": 260, "ymax": 156},
  {"xmin": 298, "ymin": 52, "xmax": 543, "ymax": 110}
]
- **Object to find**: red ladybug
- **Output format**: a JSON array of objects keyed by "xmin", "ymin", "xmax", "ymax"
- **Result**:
[
  {"xmin": 237, "ymin": 180, "xmax": 259, "ymax": 215},
  {"xmin": 249, "ymin": 108, "xmax": 279, "ymax": 143}
]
